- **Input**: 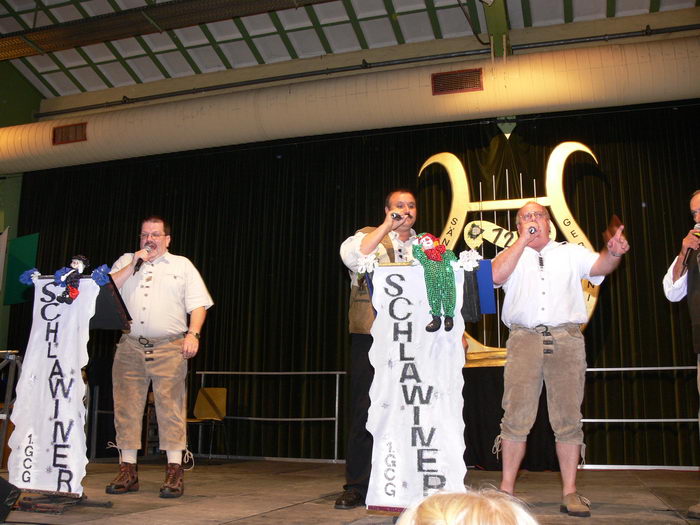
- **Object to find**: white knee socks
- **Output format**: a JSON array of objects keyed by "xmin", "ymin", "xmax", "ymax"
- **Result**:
[{"xmin": 166, "ymin": 450, "xmax": 182, "ymax": 465}]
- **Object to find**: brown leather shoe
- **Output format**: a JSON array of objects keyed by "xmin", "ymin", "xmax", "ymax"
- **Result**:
[
  {"xmin": 105, "ymin": 462, "xmax": 139, "ymax": 494},
  {"xmin": 159, "ymin": 463, "xmax": 184, "ymax": 498},
  {"xmin": 560, "ymin": 492, "xmax": 591, "ymax": 517}
]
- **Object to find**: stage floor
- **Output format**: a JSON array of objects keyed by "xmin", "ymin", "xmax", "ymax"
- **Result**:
[{"xmin": 3, "ymin": 459, "xmax": 700, "ymax": 524}]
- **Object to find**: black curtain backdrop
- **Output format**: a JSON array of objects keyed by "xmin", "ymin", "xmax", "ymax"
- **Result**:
[{"xmin": 8, "ymin": 100, "xmax": 700, "ymax": 468}]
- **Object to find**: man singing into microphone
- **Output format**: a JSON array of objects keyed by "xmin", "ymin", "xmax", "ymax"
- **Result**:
[
  {"xmin": 336, "ymin": 189, "xmax": 418, "ymax": 509},
  {"xmin": 662, "ymin": 189, "xmax": 700, "ymax": 520},
  {"xmin": 491, "ymin": 201, "xmax": 629, "ymax": 517},
  {"xmin": 105, "ymin": 216, "xmax": 213, "ymax": 498}
]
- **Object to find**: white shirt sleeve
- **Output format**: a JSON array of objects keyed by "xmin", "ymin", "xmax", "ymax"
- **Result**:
[
  {"xmin": 183, "ymin": 257, "xmax": 214, "ymax": 312},
  {"xmin": 581, "ymin": 250, "xmax": 605, "ymax": 286},
  {"xmin": 577, "ymin": 246, "xmax": 605, "ymax": 287},
  {"xmin": 110, "ymin": 253, "xmax": 134, "ymax": 276},
  {"xmin": 340, "ymin": 231, "xmax": 368, "ymax": 273},
  {"xmin": 662, "ymin": 256, "xmax": 688, "ymax": 302}
]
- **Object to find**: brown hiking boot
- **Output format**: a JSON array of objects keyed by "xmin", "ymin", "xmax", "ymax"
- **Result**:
[
  {"xmin": 105, "ymin": 462, "xmax": 139, "ymax": 494},
  {"xmin": 159, "ymin": 463, "xmax": 184, "ymax": 498}
]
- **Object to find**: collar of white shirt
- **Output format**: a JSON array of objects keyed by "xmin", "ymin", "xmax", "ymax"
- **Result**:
[{"xmin": 388, "ymin": 229, "xmax": 417, "ymax": 243}]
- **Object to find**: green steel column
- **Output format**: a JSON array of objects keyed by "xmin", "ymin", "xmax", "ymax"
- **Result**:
[{"xmin": 482, "ymin": 0, "xmax": 511, "ymax": 57}]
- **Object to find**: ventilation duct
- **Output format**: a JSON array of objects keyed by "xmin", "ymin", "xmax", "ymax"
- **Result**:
[
  {"xmin": 0, "ymin": 36, "xmax": 698, "ymax": 175},
  {"xmin": 431, "ymin": 69, "xmax": 483, "ymax": 95}
]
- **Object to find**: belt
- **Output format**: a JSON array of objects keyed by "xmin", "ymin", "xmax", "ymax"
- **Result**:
[
  {"xmin": 126, "ymin": 333, "xmax": 184, "ymax": 349},
  {"xmin": 510, "ymin": 323, "xmax": 580, "ymax": 355},
  {"xmin": 510, "ymin": 323, "xmax": 579, "ymax": 334}
]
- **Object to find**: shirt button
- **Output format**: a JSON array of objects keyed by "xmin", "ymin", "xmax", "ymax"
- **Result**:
[
  {"xmin": 144, "ymin": 294, "xmax": 148, "ymax": 297},
  {"xmin": 542, "ymin": 292, "xmax": 545, "ymax": 295},
  {"xmin": 541, "ymin": 307, "xmax": 545, "ymax": 311}
]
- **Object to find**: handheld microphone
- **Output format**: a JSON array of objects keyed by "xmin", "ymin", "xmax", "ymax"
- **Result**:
[
  {"xmin": 528, "ymin": 226, "xmax": 537, "ymax": 235},
  {"xmin": 134, "ymin": 244, "xmax": 153, "ymax": 274},
  {"xmin": 391, "ymin": 212, "xmax": 402, "ymax": 220},
  {"xmin": 682, "ymin": 223, "xmax": 700, "ymax": 266}
]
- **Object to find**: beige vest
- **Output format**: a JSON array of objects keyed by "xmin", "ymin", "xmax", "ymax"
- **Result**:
[{"xmin": 348, "ymin": 227, "xmax": 396, "ymax": 334}]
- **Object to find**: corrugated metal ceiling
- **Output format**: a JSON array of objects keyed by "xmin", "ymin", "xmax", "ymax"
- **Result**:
[{"xmin": 0, "ymin": 0, "xmax": 697, "ymax": 99}]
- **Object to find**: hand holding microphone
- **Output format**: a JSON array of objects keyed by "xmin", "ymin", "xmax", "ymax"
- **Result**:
[
  {"xmin": 517, "ymin": 222, "xmax": 538, "ymax": 244},
  {"xmin": 134, "ymin": 243, "xmax": 155, "ymax": 273},
  {"xmin": 682, "ymin": 223, "xmax": 700, "ymax": 266},
  {"xmin": 390, "ymin": 211, "xmax": 412, "ymax": 222}
]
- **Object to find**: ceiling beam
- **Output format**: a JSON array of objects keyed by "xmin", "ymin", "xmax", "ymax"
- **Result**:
[
  {"xmin": 482, "ymin": 0, "xmax": 511, "ymax": 57},
  {"xmin": 0, "ymin": 0, "xmax": 338, "ymax": 61}
]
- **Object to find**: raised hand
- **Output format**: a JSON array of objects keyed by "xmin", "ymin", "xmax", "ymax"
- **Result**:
[{"xmin": 606, "ymin": 225, "xmax": 629, "ymax": 257}]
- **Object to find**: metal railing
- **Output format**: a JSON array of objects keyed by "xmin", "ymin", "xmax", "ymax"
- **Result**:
[
  {"xmin": 0, "ymin": 351, "xmax": 21, "ymax": 467},
  {"xmin": 195, "ymin": 371, "xmax": 346, "ymax": 462},
  {"xmin": 581, "ymin": 365, "xmax": 698, "ymax": 470},
  {"xmin": 85, "ymin": 365, "xmax": 696, "ymax": 468}
]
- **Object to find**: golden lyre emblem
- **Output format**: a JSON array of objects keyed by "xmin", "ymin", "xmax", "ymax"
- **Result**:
[{"xmin": 418, "ymin": 142, "xmax": 599, "ymax": 367}]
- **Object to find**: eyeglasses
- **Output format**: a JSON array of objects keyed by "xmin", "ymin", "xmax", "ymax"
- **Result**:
[
  {"xmin": 519, "ymin": 211, "xmax": 549, "ymax": 221},
  {"xmin": 691, "ymin": 209, "xmax": 700, "ymax": 219},
  {"xmin": 139, "ymin": 232, "xmax": 166, "ymax": 239}
]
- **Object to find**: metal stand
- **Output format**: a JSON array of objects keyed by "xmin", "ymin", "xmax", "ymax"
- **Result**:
[
  {"xmin": 0, "ymin": 350, "xmax": 21, "ymax": 467},
  {"xmin": 18, "ymin": 494, "xmax": 112, "ymax": 514}
]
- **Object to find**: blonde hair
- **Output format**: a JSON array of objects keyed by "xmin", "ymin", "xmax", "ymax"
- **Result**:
[{"xmin": 396, "ymin": 489, "xmax": 539, "ymax": 525}]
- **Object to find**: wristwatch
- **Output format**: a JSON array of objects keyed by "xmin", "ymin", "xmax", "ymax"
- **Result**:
[{"xmin": 186, "ymin": 331, "xmax": 200, "ymax": 339}]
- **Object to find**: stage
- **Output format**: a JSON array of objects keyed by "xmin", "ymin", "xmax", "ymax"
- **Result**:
[{"xmin": 3, "ymin": 459, "xmax": 699, "ymax": 524}]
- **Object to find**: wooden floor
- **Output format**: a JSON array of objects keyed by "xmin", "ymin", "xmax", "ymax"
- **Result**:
[{"xmin": 3, "ymin": 459, "xmax": 700, "ymax": 524}]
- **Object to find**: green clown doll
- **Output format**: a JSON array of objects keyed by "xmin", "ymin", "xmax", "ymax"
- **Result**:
[{"xmin": 412, "ymin": 232, "xmax": 458, "ymax": 332}]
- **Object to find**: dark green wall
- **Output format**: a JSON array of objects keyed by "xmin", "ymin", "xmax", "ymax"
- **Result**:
[
  {"xmin": 0, "ymin": 61, "xmax": 43, "ymax": 349},
  {"xmin": 0, "ymin": 62, "xmax": 43, "ymax": 127}
]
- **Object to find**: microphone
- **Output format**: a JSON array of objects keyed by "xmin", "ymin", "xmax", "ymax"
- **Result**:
[
  {"xmin": 134, "ymin": 244, "xmax": 153, "ymax": 274},
  {"xmin": 391, "ymin": 212, "xmax": 402, "ymax": 220},
  {"xmin": 528, "ymin": 226, "xmax": 537, "ymax": 235},
  {"xmin": 682, "ymin": 223, "xmax": 700, "ymax": 266}
]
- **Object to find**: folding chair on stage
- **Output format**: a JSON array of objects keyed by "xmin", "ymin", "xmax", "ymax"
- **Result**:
[{"xmin": 187, "ymin": 387, "xmax": 228, "ymax": 460}]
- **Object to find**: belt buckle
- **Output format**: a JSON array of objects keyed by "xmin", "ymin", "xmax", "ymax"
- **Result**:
[
  {"xmin": 138, "ymin": 336, "xmax": 154, "ymax": 348},
  {"xmin": 536, "ymin": 324, "xmax": 554, "ymax": 354},
  {"xmin": 534, "ymin": 324, "xmax": 549, "ymax": 334}
]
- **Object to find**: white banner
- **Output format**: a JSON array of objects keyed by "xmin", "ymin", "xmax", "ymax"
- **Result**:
[
  {"xmin": 366, "ymin": 265, "xmax": 467, "ymax": 511},
  {"xmin": 8, "ymin": 278, "xmax": 99, "ymax": 496}
]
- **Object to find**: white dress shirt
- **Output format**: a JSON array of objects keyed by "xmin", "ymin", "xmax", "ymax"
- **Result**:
[
  {"xmin": 500, "ymin": 241, "xmax": 604, "ymax": 329},
  {"xmin": 340, "ymin": 229, "xmax": 417, "ymax": 286},
  {"xmin": 111, "ymin": 251, "xmax": 213, "ymax": 339}
]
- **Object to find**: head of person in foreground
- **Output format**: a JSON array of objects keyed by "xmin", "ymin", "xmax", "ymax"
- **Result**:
[{"xmin": 396, "ymin": 488, "xmax": 540, "ymax": 525}]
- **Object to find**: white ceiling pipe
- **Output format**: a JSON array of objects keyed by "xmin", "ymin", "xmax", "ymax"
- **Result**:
[{"xmin": 0, "ymin": 36, "xmax": 698, "ymax": 175}]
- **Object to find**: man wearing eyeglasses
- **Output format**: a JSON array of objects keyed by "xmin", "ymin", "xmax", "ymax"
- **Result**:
[
  {"xmin": 662, "ymin": 190, "xmax": 700, "ymax": 520},
  {"xmin": 491, "ymin": 201, "xmax": 628, "ymax": 517},
  {"xmin": 105, "ymin": 216, "xmax": 213, "ymax": 499}
]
